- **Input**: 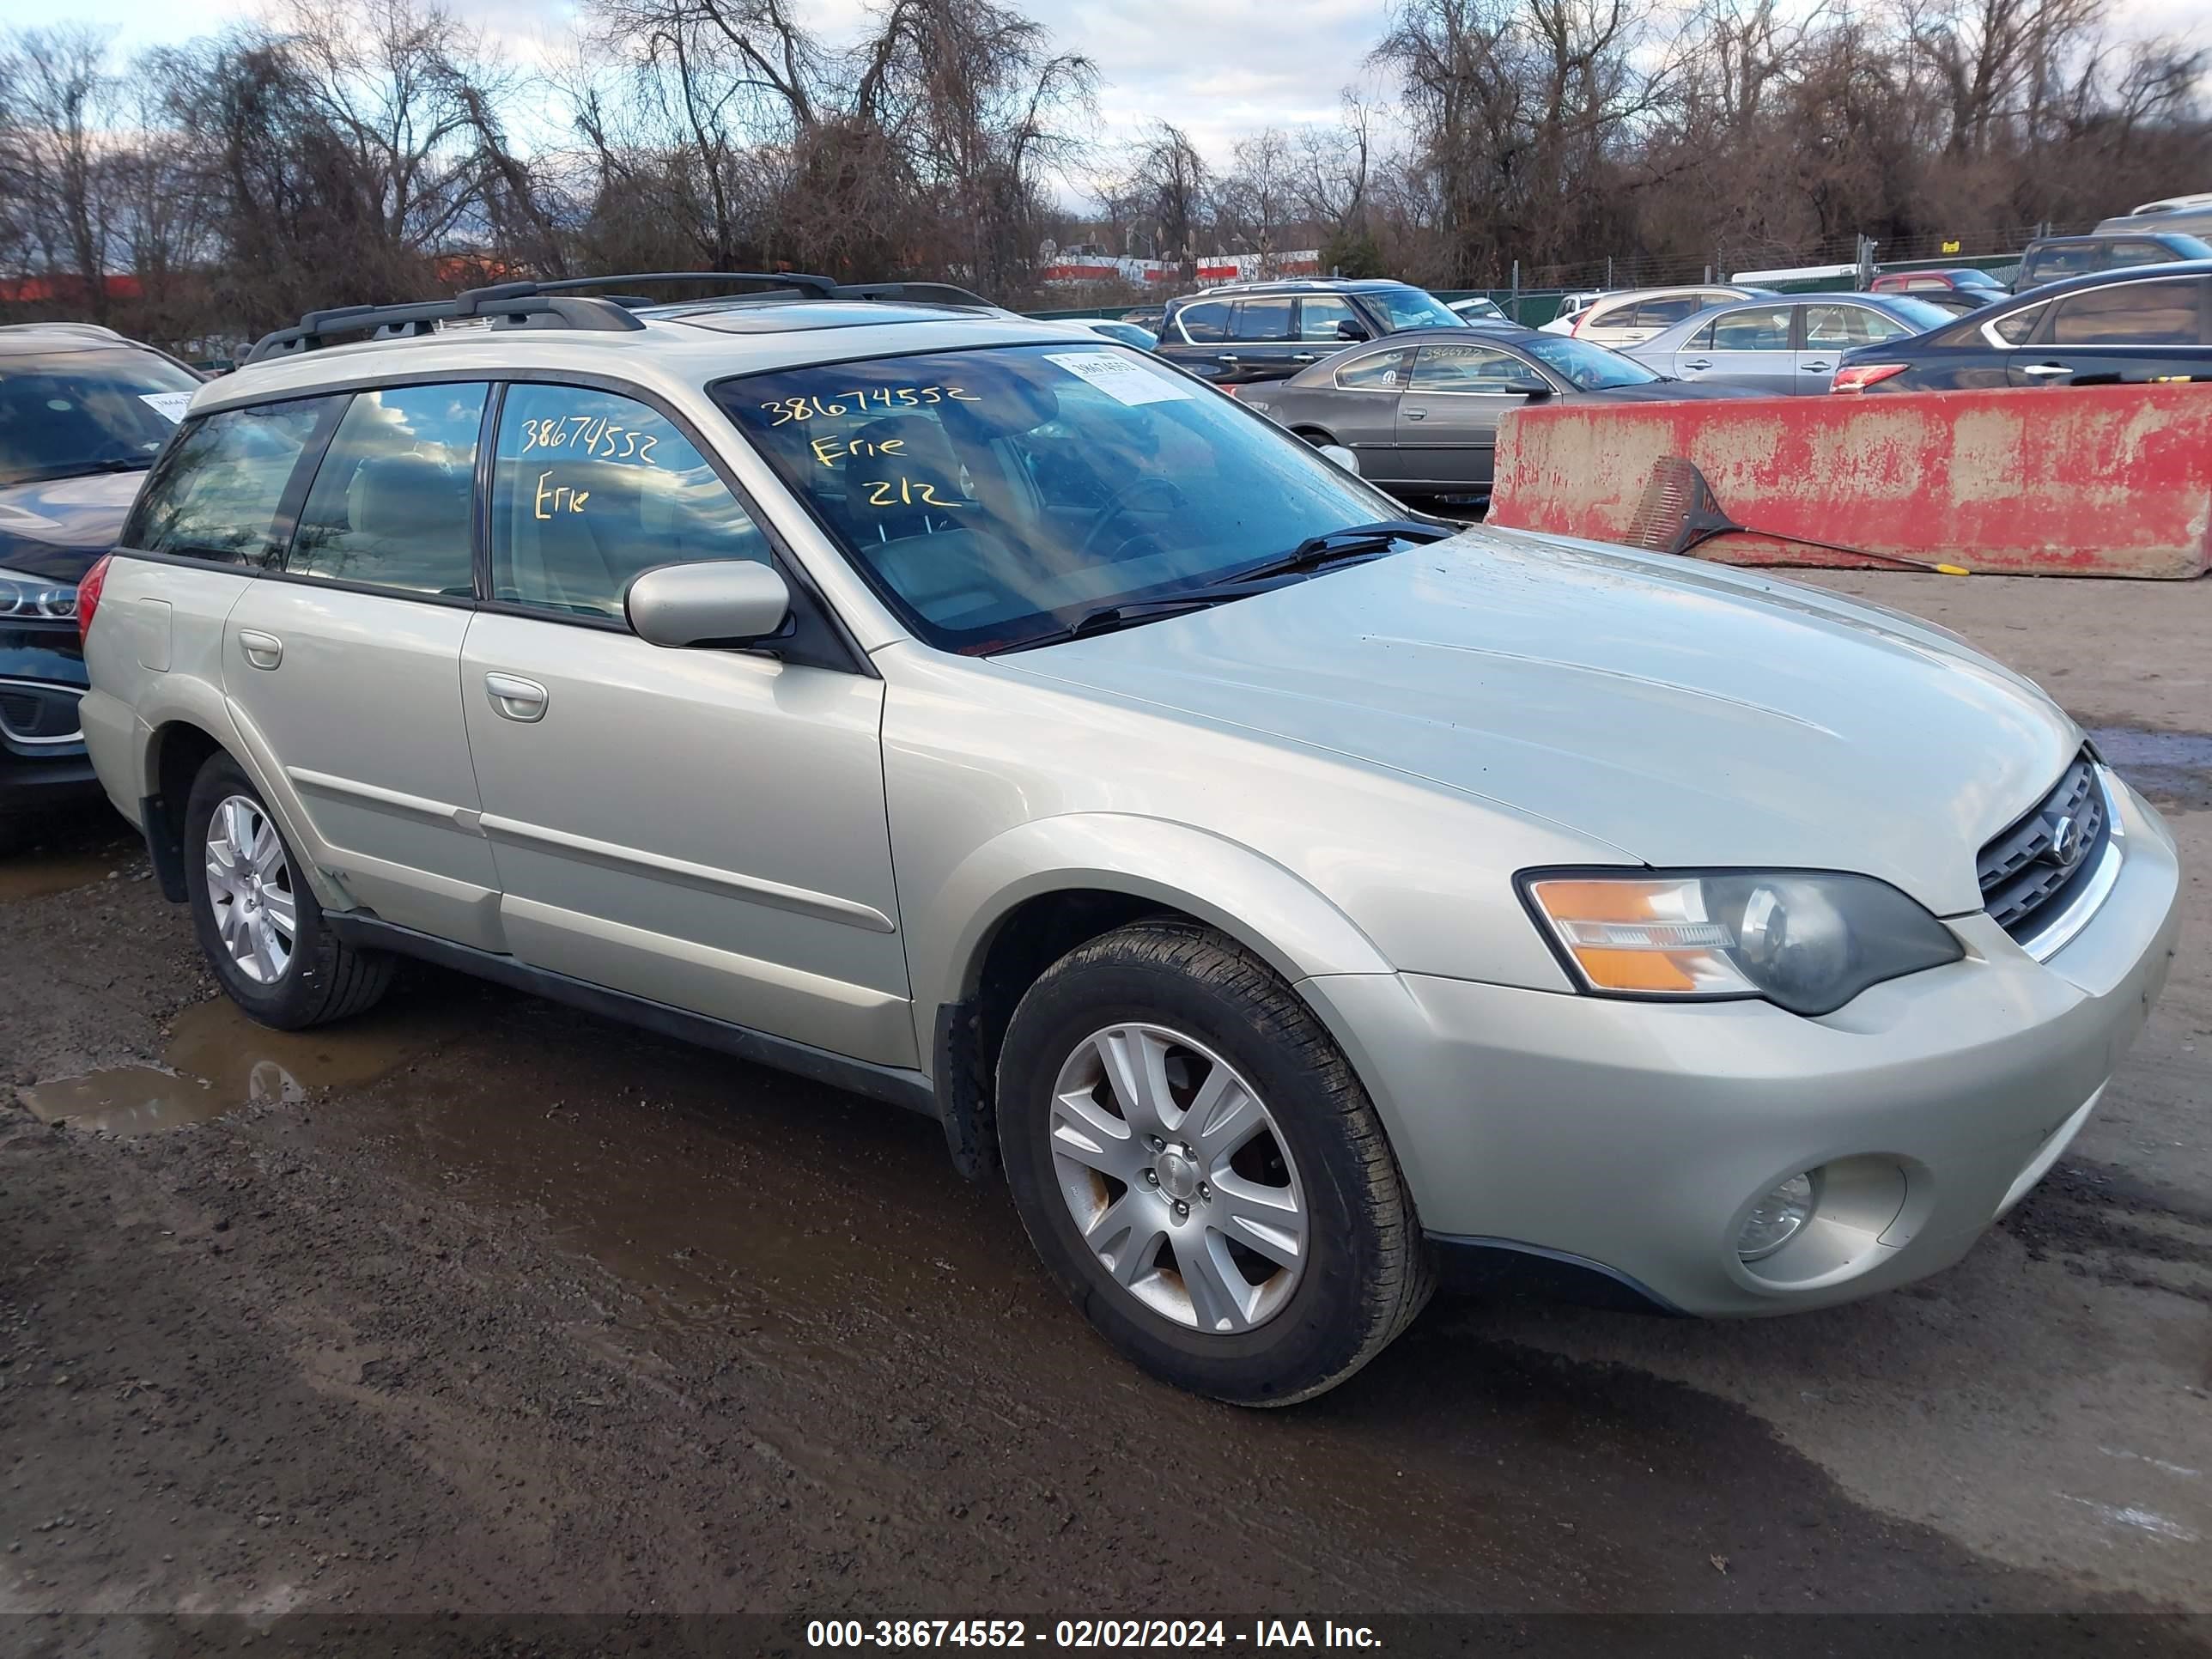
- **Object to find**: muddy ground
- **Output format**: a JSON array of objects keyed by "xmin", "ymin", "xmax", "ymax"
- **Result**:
[{"xmin": 2, "ymin": 571, "xmax": 2208, "ymax": 1645}]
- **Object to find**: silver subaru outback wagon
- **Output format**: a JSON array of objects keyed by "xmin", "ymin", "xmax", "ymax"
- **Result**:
[{"xmin": 76, "ymin": 276, "xmax": 2179, "ymax": 1405}]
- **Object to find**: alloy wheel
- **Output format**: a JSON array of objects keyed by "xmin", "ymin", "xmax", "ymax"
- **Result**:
[
  {"xmin": 1048, "ymin": 1023, "xmax": 1307, "ymax": 1334},
  {"xmin": 204, "ymin": 793, "xmax": 296, "ymax": 985}
]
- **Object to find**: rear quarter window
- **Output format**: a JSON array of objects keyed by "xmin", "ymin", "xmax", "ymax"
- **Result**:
[{"xmin": 123, "ymin": 397, "xmax": 340, "ymax": 566}]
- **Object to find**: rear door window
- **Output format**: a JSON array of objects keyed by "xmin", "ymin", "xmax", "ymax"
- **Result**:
[
  {"xmin": 2046, "ymin": 279, "xmax": 2206, "ymax": 345},
  {"xmin": 1228, "ymin": 300, "xmax": 1294, "ymax": 342},
  {"xmin": 1710, "ymin": 306, "xmax": 1794, "ymax": 351},
  {"xmin": 490, "ymin": 384, "xmax": 769, "ymax": 620},
  {"xmin": 125, "ymin": 397, "xmax": 339, "ymax": 566},
  {"xmin": 287, "ymin": 383, "xmax": 488, "ymax": 595},
  {"xmin": 1334, "ymin": 348, "xmax": 1413, "ymax": 390}
]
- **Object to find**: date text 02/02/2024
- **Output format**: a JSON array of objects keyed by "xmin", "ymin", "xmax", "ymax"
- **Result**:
[{"xmin": 803, "ymin": 1620, "xmax": 1383, "ymax": 1648}]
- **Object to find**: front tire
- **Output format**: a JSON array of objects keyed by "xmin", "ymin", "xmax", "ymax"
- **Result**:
[
  {"xmin": 183, "ymin": 753, "xmax": 392, "ymax": 1030},
  {"xmin": 998, "ymin": 920, "xmax": 1431, "ymax": 1406}
]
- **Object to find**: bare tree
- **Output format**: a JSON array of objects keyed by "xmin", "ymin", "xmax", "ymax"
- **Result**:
[{"xmin": 0, "ymin": 27, "xmax": 121, "ymax": 319}]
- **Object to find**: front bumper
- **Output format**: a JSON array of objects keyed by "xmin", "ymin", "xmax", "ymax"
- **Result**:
[
  {"xmin": 1303, "ymin": 773, "xmax": 2182, "ymax": 1316},
  {"xmin": 0, "ymin": 623, "xmax": 96, "ymax": 817}
]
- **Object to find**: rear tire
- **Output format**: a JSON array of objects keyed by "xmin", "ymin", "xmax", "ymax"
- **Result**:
[
  {"xmin": 997, "ymin": 919, "xmax": 1431, "ymax": 1406},
  {"xmin": 183, "ymin": 753, "xmax": 392, "ymax": 1030}
]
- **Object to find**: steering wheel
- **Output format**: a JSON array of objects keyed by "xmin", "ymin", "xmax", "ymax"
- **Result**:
[{"xmin": 1078, "ymin": 474, "xmax": 1192, "ymax": 562}]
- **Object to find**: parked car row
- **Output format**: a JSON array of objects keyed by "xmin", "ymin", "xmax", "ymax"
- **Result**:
[{"xmin": 1240, "ymin": 326, "xmax": 1764, "ymax": 498}]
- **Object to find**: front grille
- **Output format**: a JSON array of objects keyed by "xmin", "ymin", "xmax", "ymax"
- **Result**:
[
  {"xmin": 0, "ymin": 684, "xmax": 83, "ymax": 742},
  {"xmin": 1977, "ymin": 753, "xmax": 2109, "ymax": 939}
]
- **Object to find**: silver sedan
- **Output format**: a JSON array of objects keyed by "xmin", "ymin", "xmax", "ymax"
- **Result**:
[{"xmin": 1626, "ymin": 294, "xmax": 1954, "ymax": 392}]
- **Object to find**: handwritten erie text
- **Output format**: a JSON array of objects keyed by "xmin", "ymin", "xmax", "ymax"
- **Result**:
[{"xmin": 532, "ymin": 470, "xmax": 589, "ymax": 519}]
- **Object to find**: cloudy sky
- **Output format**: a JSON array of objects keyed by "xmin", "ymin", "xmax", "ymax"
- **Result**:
[{"xmin": 27, "ymin": 0, "xmax": 2209, "ymax": 175}]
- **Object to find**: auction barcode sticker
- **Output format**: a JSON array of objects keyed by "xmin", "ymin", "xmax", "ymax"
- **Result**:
[{"xmin": 1045, "ymin": 351, "xmax": 1192, "ymax": 407}]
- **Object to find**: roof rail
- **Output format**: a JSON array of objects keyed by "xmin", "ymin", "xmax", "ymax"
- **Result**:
[
  {"xmin": 247, "ymin": 286, "xmax": 644, "ymax": 363},
  {"xmin": 539, "ymin": 272, "xmax": 999, "ymax": 309},
  {"xmin": 245, "ymin": 270, "xmax": 1000, "ymax": 363}
]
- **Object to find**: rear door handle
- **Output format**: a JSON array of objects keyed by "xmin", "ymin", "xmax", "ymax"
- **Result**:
[
  {"xmin": 1800, "ymin": 360, "xmax": 1832, "ymax": 372},
  {"xmin": 1289, "ymin": 353, "xmax": 1319, "ymax": 362},
  {"xmin": 485, "ymin": 673, "xmax": 548, "ymax": 722},
  {"xmin": 1401, "ymin": 406, "xmax": 1428, "ymax": 421},
  {"xmin": 1680, "ymin": 359, "xmax": 1712, "ymax": 371},
  {"xmin": 2021, "ymin": 362, "xmax": 2074, "ymax": 377},
  {"xmin": 238, "ymin": 629, "xmax": 283, "ymax": 670}
]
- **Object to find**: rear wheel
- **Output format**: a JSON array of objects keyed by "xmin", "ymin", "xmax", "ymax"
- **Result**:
[
  {"xmin": 998, "ymin": 919, "xmax": 1431, "ymax": 1406},
  {"xmin": 183, "ymin": 753, "xmax": 392, "ymax": 1030}
]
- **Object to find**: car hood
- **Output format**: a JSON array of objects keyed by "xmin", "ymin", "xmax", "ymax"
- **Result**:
[
  {"xmin": 1002, "ymin": 528, "xmax": 2077, "ymax": 915},
  {"xmin": 0, "ymin": 470, "xmax": 143, "ymax": 582}
]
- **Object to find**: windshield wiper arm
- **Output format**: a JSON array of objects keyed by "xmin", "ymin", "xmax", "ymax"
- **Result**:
[
  {"xmin": 6, "ymin": 459, "xmax": 153, "ymax": 486},
  {"xmin": 1213, "ymin": 519, "xmax": 1455, "ymax": 586},
  {"xmin": 994, "ymin": 592, "xmax": 1247, "ymax": 653}
]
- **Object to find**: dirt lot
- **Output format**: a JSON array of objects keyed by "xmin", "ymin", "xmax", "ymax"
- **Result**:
[{"xmin": 2, "ymin": 571, "xmax": 2208, "ymax": 1644}]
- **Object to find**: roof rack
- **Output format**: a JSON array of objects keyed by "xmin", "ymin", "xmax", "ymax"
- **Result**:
[{"xmin": 246, "ymin": 271, "xmax": 999, "ymax": 363}]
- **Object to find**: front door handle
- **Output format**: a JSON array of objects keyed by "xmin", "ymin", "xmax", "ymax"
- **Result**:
[
  {"xmin": 2021, "ymin": 362, "xmax": 2074, "ymax": 377},
  {"xmin": 1401, "ymin": 406, "xmax": 1428, "ymax": 421},
  {"xmin": 1680, "ymin": 358, "xmax": 1712, "ymax": 371},
  {"xmin": 1289, "ymin": 352, "xmax": 1319, "ymax": 362},
  {"xmin": 238, "ymin": 629, "xmax": 283, "ymax": 670},
  {"xmin": 485, "ymin": 673, "xmax": 548, "ymax": 722}
]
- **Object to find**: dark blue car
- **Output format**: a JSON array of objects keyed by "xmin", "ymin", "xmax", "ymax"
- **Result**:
[{"xmin": 1, "ymin": 324, "xmax": 200, "ymax": 842}]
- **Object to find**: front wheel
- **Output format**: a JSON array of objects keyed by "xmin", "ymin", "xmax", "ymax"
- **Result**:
[
  {"xmin": 997, "ymin": 920, "xmax": 1431, "ymax": 1406},
  {"xmin": 183, "ymin": 753, "xmax": 392, "ymax": 1030}
]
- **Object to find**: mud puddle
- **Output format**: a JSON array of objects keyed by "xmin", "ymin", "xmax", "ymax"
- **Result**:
[
  {"xmin": 0, "ymin": 844, "xmax": 131, "ymax": 902},
  {"xmin": 19, "ymin": 989, "xmax": 471, "ymax": 1134},
  {"xmin": 2087, "ymin": 726, "xmax": 2212, "ymax": 813}
]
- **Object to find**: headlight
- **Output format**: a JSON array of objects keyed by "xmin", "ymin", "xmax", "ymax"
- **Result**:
[
  {"xmin": 0, "ymin": 565, "xmax": 78, "ymax": 621},
  {"xmin": 1519, "ymin": 870, "xmax": 1963, "ymax": 1016}
]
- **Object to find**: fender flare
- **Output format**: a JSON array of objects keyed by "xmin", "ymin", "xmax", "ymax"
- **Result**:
[{"xmin": 911, "ymin": 812, "xmax": 1396, "ymax": 1026}]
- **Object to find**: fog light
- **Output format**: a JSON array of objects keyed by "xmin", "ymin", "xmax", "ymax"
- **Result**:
[{"xmin": 1737, "ymin": 1172, "xmax": 1816, "ymax": 1261}]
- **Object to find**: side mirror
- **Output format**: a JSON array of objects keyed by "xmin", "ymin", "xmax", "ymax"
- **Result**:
[
  {"xmin": 1317, "ymin": 443, "xmax": 1360, "ymax": 476},
  {"xmin": 1335, "ymin": 319, "xmax": 1370, "ymax": 342},
  {"xmin": 626, "ymin": 560, "xmax": 791, "ymax": 648},
  {"xmin": 1511, "ymin": 380, "xmax": 1553, "ymax": 399}
]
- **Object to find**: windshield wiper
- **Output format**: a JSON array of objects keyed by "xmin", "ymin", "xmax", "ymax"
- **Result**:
[
  {"xmin": 1212, "ymin": 519, "xmax": 1455, "ymax": 587},
  {"xmin": 3, "ymin": 459, "xmax": 153, "ymax": 487},
  {"xmin": 994, "ymin": 592, "xmax": 1247, "ymax": 653}
]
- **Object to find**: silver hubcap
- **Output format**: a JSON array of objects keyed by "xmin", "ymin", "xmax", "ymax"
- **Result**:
[
  {"xmin": 1049, "ymin": 1024, "xmax": 1307, "ymax": 1334},
  {"xmin": 204, "ymin": 794, "xmax": 295, "ymax": 985}
]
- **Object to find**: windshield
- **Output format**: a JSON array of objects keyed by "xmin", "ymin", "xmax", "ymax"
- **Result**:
[
  {"xmin": 1369, "ymin": 287, "xmax": 1464, "ymax": 330},
  {"xmin": 719, "ymin": 343, "xmax": 1399, "ymax": 653},
  {"xmin": 0, "ymin": 347, "xmax": 198, "ymax": 487},
  {"xmin": 1520, "ymin": 334, "xmax": 1663, "ymax": 388}
]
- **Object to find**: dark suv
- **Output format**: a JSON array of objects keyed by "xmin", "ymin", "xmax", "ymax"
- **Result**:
[
  {"xmin": 2014, "ymin": 232, "xmax": 2212, "ymax": 291},
  {"xmin": 1155, "ymin": 279, "xmax": 1465, "ymax": 386},
  {"xmin": 0, "ymin": 323, "xmax": 200, "ymax": 843}
]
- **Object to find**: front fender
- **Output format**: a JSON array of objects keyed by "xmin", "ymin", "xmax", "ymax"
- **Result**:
[{"xmin": 908, "ymin": 812, "xmax": 1397, "ymax": 1054}]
